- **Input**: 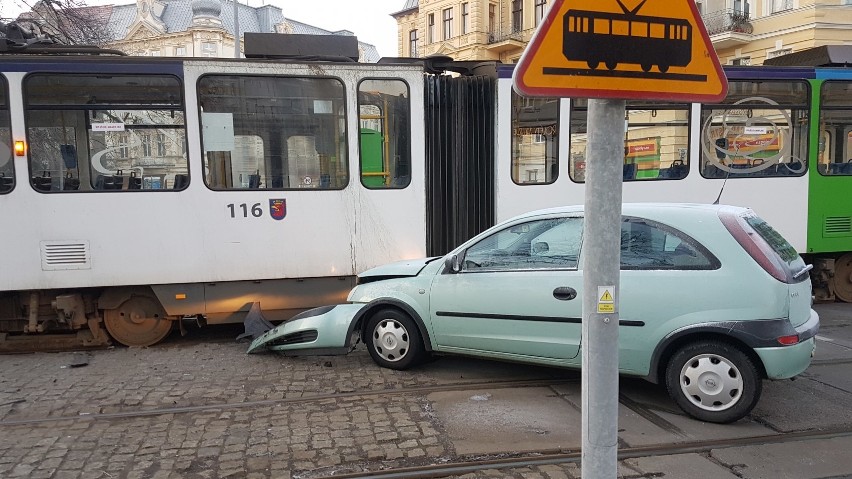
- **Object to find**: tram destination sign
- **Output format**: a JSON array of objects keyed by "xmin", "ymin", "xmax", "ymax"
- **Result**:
[{"xmin": 514, "ymin": 0, "xmax": 727, "ymax": 102}]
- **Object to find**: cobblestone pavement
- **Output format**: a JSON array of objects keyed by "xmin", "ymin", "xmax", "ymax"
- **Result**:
[
  {"xmin": 2, "ymin": 303, "xmax": 851, "ymax": 479},
  {"xmin": 0, "ymin": 329, "xmax": 582, "ymax": 478}
]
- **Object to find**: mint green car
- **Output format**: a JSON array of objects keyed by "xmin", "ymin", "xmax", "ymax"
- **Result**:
[{"xmin": 248, "ymin": 204, "xmax": 819, "ymax": 423}]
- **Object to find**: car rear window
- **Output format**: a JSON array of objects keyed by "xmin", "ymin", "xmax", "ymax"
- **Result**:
[
  {"xmin": 744, "ymin": 216, "xmax": 800, "ymax": 263},
  {"xmin": 720, "ymin": 208, "xmax": 807, "ymax": 283}
]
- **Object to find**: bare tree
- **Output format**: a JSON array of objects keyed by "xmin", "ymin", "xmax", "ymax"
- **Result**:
[{"xmin": 9, "ymin": 0, "xmax": 114, "ymax": 46}]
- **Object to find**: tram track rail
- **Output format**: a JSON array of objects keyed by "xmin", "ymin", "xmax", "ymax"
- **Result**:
[
  {"xmin": 0, "ymin": 376, "xmax": 580, "ymax": 427},
  {"xmin": 2, "ymin": 352, "xmax": 849, "ymax": 427},
  {"xmin": 302, "ymin": 428, "xmax": 852, "ymax": 479}
]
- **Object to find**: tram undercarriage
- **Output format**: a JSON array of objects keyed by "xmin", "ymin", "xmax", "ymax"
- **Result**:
[
  {"xmin": 0, "ymin": 277, "xmax": 355, "ymax": 352},
  {"xmin": 810, "ymin": 253, "xmax": 852, "ymax": 303}
]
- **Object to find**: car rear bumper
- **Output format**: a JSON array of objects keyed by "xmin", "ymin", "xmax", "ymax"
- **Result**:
[{"xmin": 755, "ymin": 308, "xmax": 820, "ymax": 379}]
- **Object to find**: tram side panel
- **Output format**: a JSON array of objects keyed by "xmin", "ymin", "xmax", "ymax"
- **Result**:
[
  {"xmin": 0, "ymin": 59, "xmax": 428, "ymax": 346},
  {"xmin": 494, "ymin": 71, "xmax": 810, "ymax": 254},
  {"xmin": 807, "ymin": 71, "xmax": 852, "ymax": 302}
]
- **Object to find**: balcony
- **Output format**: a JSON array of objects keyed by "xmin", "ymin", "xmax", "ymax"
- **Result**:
[
  {"xmin": 702, "ymin": 9, "xmax": 754, "ymax": 49},
  {"xmin": 486, "ymin": 28, "xmax": 528, "ymax": 54}
]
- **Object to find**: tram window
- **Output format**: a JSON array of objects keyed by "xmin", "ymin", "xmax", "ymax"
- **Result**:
[
  {"xmin": 511, "ymin": 92, "xmax": 559, "ymax": 185},
  {"xmin": 357, "ymin": 79, "xmax": 411, "ymax": 189},
  {"xmin": 23, "ymin": 74, "xmax": 188, "ymax": 192},
  {"xmin": 699, "ymin": 80, "xmax": 809, "ymax": 179},
  {"xmin": 198, "ymin": 75, "xmax": 347, "ymax": 190},
  {"xmin": 0, "ymin": 77, "xmax": 12, "ymax": 194},
  {"xmin": 818, "ymin": 81, "xmax": 852, "ymax": 176},
  {"xmin": 569, "ymin": 99, "xmax": 690, "ymax": 183}
]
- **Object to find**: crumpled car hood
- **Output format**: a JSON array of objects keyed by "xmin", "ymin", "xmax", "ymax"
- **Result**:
[{"xmin": 358, "ymin": 257, "xmax": 438, "ymax": 279}]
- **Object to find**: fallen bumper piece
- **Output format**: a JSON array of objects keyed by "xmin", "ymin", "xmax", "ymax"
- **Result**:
[{"xmin": 246, "ymin": 303, "xmax": 367, "ymax": 355}]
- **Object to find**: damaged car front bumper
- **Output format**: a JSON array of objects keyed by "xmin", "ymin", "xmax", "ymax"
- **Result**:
[{"xmin": 246, "ymin": 303, "xmax": 368, "ymax": 355}]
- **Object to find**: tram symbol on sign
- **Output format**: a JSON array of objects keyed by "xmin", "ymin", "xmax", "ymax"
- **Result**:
[
  {"xmin": 513, "ymin": 0, "xmax": 727, "ymax": 102},
  {"xmin": 559, "ymin": 0, "xmax": 697, "ymax": 79}
]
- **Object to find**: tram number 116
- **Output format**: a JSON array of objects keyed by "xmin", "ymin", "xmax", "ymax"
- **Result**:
[{"xmin": 227, "ymin": 203, "xmax": 263, "ymax": 218}]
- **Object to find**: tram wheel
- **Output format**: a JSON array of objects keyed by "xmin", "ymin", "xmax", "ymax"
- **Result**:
[
  {"xmin": 587, "ymin": 60, "xmax": 600, "ymax": 69},
  {"xmin": 641, "ymin": 63, "xmax": 652, "ymax": 72},
  {"xmin": 605, "ymin": 61, "xmax": 618, "ymax": 70},
  {"xmin": 659, "ymin": 64, "xmax": 670, "ymax": 73},
  {"xmin": 833, "ymin": 253, "xmax": 852, "ymax": 303},
  {"xmin": 103, "ymin": 295, "xmax": 173, "ymax": 347}
]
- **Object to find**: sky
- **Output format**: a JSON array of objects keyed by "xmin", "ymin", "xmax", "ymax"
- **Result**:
[{"xmin": 1, "ymin": 0, "xmax": 405, "ymax": 58}]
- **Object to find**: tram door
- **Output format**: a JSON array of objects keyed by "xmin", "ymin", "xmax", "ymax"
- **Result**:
[
  {"xmin": 424, "ymin": 74, "xmax": 497, "ymax": 256},
  {"xmin": 348, "ymin": 76, "xmax": 428, "ymax": 272}
]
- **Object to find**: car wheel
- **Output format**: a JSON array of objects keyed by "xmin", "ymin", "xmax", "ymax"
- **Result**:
[
  {"xmin": 365, "ymin": 308, "xmax": 426, "ymax": 370},
  {"xmin": 665, "ymin": 341, "xmax": 761, "ymax": 424}
]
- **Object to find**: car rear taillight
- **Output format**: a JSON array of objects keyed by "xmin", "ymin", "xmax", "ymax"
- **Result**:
[
  {"xmin": 719, "ymin": 211, "xmax": 789, "ymax": 283},
  {"xmin": 777, "ymin": 335, "xmax": 800, "ymax": 346}
]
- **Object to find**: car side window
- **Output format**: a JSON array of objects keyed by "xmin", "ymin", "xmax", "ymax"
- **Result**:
[
  {"xmin": 462, "ymin": 217, "xmax": 583, "ymax": 272},
  {"xmin": 620, "ymin": 218, "xmax": 716, "ymax": 270}
]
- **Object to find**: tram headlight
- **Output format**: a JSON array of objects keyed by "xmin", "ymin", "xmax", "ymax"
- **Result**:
[{"xmin": 14, "ymin": 141, "xmax": 26, "ymax": 156}]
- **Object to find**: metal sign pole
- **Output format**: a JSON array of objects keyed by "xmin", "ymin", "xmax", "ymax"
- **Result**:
[{"xmin": 581, "ymin": 98, "xmax": 625, "ymax": 478}]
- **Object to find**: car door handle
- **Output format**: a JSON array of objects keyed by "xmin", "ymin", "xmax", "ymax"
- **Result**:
[{"xmin": 553, "ymin": 287, "xmax": 577, "ymax": 301}]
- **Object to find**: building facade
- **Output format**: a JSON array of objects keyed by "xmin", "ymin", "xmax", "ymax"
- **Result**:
[
  {"xmin": 22, "ymin": 0, "xmax": 380, "ymax": 61},
  {"xmin": 392, "ymin": 0, "xmax": 852, "ymax": 65},
  {"xmin": 392, "ymin": 0, "xmax": 547, "ymax": 63}
]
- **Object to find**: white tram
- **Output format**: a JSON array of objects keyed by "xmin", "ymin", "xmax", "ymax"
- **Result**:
[{"xmin": 0, "ymin": 48, "xmax": 425, "ymax": 347}]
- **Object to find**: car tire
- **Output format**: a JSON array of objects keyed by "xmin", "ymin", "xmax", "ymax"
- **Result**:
[
  {"xmin": 665, "ymin": 341, "xmax": 762, "ymax": 424},
  {"xmin": 365, "ymin": 308, "xmax": 426, "ymax": 371}
]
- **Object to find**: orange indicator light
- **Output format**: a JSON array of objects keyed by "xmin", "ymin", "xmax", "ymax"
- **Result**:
[{"xmin": 14, "ymin": 141, "xmax": 26, "ymax": 156}]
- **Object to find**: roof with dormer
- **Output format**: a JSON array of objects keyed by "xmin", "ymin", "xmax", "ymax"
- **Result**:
[{"xmin": 29, "ymin": 0, "xmax": 379, "ymax": 62}]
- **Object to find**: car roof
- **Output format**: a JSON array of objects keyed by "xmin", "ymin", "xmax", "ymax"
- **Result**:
[{"xmin": 518, "ymin": 203, "xmax": 748, "ymax": 219}]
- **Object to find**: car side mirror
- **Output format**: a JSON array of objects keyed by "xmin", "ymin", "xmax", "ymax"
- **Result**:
[{"xmin": 445, "ymin": 254, "xmax": 461, "ymax": 273}]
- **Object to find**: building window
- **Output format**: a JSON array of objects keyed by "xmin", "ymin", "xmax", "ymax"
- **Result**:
[
  {"xmin": 409, "ymin": 29, "xmax": 418, "ymax": 57},
  {"xmin": 489, "ymin": 3, "xmax": 496, "ymax": 34},
  {"xmin": 443, "ymin": 7, "xmax": 453, "ymax": 40},
  {"xmin": 141, "ymin": 133, "xmax": 152, "ymax": 157},
  {"xmin": 174, "ymin": 46, "xmax": 186, "ymax": 56},
  {"xmin": 770, "ymin": 0, "xmax": 793, "ymax": 13},
  {"xmin": 462, "ymin": 3, "xmax": 470, "ymax": 34},
  {"xmin": 201, "ymin": 42, "xmax": 217, "ymax": 57},
  {"xmin": 428, "ymin": 13, "xmax": 435, "ymax": 43},
  {"xmin": 535, "ymin": 0, "xmax": 547, "ymax": 26},
  {"xmin": 731, "ymin": 57, "xmax": 751, "ymax": 65},
  {"xmin": 157, "ymin": 133, "xmax": 166, "ymax": 157},
  {"xmin": 150, "ymin": 49, "xmax": 161, "ymax": 56},
  {"xmin": 512, "ymin": 0, "xmax": 523, "ymax": 32}
]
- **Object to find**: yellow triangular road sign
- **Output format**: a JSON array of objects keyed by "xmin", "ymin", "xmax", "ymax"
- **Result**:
[
  {"xmin": 600, "ymin": 289, "xmax": 613, "ymax": 302},
  {"xmin": 514, "ymin": 0, "xmax": 727, "ymax": 102}
]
